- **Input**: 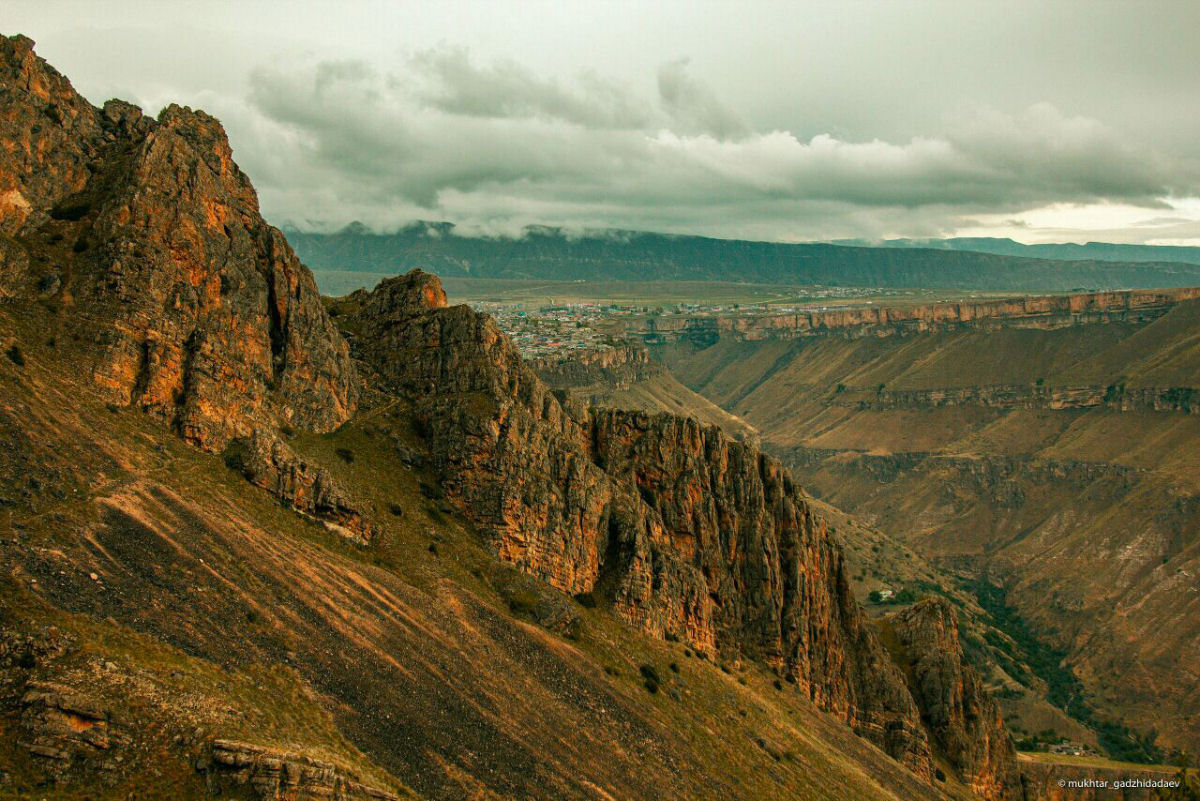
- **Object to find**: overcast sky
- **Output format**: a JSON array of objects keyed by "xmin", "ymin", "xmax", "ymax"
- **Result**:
[{"xmin": 8, "ymin": 0, "xmax": 1200, "ymax": 244}]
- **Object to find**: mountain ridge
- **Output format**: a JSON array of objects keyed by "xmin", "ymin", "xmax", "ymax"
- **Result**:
[
  {"xmin": 286, "ymin": 222, "xmax": 1200, "ymax": 292},
  {"xmin": 0, "ymin": 33, "xmax": 1025, "ymax": 800}
]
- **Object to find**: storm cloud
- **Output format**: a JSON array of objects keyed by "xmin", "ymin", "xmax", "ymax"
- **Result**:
[
  {"xmin": 235, "ymin": 50, "xmax": 1196, "ymax": 239},
  {"xmin": 10, "ymin": 0, "xmax": 1200, "ymax": 243}
]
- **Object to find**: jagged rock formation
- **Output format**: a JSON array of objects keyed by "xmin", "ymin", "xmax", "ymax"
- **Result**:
[
  {"xmin": 225, "ymin": 428, "xmax": 375, "ymax": 544},
  {"xmin": 886, "ymin": 599, "xmax": 1021, "ymax": 801},
  {"xmin": 341, "ymin": 270, "xmax": 944, "ymax": 774},
  {"xmin": 0, "ymin": 34, "xmax": 357, "ymax": 450},
  {"xmin": 207, "ymin": 740, "xmax": 402, "ymax": 801},
  {"xmin": 0, "ymin": 36, "xmax": 1029, "ymax": 799}
]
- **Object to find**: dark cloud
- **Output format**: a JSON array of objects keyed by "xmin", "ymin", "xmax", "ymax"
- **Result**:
[
  {"xmin": 235, "ymin": 49, "xmax": 1197, "ymax": 240},
  {"xmin": 656, "ymin": 58, "xmax": 748, "ymax": 140},
  {"xmin": 409, "ymin": 48, "xmax": 656, "ymax": 129},
  {"xmin": 11, "ymin": 0, "xmax": 1200, "ymax": 243}
]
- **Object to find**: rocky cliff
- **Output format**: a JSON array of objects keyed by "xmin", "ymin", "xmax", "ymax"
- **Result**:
[
  {"xmin": 532, "ymin": 343, "xmax": 657, "ymax": 391},
  {"xmin": 0, "ymin": 35, "xmax": 1026, "ymax": 798},
  {"xmin": 633, "ymin": 286, "xmax": 1200, "ymax": 344},
  {"xmin": 835, "ymin": 383, "xmax": 1199, "ymax": 415},
  {"xmin": 330, "ymin": 269, "xmax": 1044, "ymax": 778},
  {"xmin": 886, "ymin": 599, "xmax": 1022, "ymax": 801},
  {"xmin": 0, "ymin": 34, "xmax": 357, "ymax": 450}
]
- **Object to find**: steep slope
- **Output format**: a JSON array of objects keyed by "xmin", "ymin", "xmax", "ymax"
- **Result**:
[
  {"xmin": 885, "ymin": 600, "xmax": 1021, "ymax": 801},
  {"xmin": 0, "ymin": 34, "xmax": 1024, "ymax": 800},
  {"xmin": 657, "ymin": 296, "xmax": 1200, "ymax": 758},
  {"xmin": 334, "ymin": 272, "xmax": 940, "ymax": 778},
  {"xmin": 286, "ymin": 223, "xmax": 1200, "ymax": 291},
  {"xmin": 1, "ymin": 321, "xmax": 958, "ymax": 800}
]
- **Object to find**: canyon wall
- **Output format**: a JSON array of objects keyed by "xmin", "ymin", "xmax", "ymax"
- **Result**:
[
  {"xmin": 340, "ymin": 271, "xmax": 1035, "ymax": 782},
  {"xmin": 634, "ymin": 286, "xmax": 1200, "ymax": 344},
  {"xmin": 531, "ymin": 343, "xmax": 657, "ymax": 391}
]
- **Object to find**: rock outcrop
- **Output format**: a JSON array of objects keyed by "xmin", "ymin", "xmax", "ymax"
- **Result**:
[
  {"xmin": 532, "ymin": 343, "xmax": 656, "ymax": 390},
  {"xmin": 342, "ymin": 270, "xmax": 937, "ymax": 775},
  {"xmin": 887, "ymin": 599, "xmax": 1022, "ymax": 801},
  {"xmin": 17, "ymin": 681, "xmax": 129, "ymax": 781},
  {"xmin": 225, "ymin": 428, "xmax": 374, "ymax": 544},
  {"xmin": 0, "ymin": 34, "xmax": 357, "ymax": 450},
  {"xmin": 207, "ymin": 740, "xmax": 402, "ymax": 801}
]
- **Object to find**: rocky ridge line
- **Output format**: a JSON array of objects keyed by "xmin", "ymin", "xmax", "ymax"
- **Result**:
[
  {"xmin": 0, "ymin": 33, "xmax": 358, "ymax": 451},
  {"xmin": 340, "ymin": 270, "xmax": 1023, "ymax": 787}
]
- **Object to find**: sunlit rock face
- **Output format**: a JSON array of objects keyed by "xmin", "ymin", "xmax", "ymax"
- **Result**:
[{"xmin": 0, "ymin": 34, "xmax": 358, "ymax": 450}]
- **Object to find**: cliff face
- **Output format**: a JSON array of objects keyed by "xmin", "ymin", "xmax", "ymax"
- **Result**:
[
  {"xmin": 658, "ymin": 301, "xmax": 1200, "ymax": 754},
  {"xmin": 0, "ymin": 34, "xmax": 357, "ymax": 450},
  {"xmin": 634, "ymin": 286, "xmax": 1200, "ymax": 344},
  {"xmin": 532, "ymin": 344, "xmax": 656, "ymax": 390},
  {"xmin": 887, "ymin": 599, "xmax": 1022, "ymax": 801},
  {"xmin": 1, "ymin": 36, "xmax": 1027, "ymax": 797},
  {"xmin": 836, "ymin": 383, "xmax": 1199, "ymax": 415},
  {"xmin": 343, "ymin": 271, "xmax": 938, "ymax": 774}
]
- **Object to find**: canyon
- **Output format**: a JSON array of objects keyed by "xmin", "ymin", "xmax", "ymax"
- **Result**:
[
  {"xmin": 0, "ymin": 34, "xmax": 1046, "ymax": 800},
  {"xmin": 643, "ymin": 284, "xmax": 1200, "ymax": 762}
]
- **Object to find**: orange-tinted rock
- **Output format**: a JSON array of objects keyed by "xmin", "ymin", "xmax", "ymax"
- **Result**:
[
  {"xmin": 226, "ymin": 428, "xmax": 374, "ymax": 544},
  {"xmin": 635, "ymin": 286, "xmax": 1200, "ymax": 344},
  {"xmin": 346, "ymin": 270, "xmax": 936, "ymax": 775},
  {"xmin": 888, "ymin": 598, "xmax": 1022, "ymax": 801},
  {"xmin": 0, "ymin": 35, "xmax": 357, "ymax": 449}
]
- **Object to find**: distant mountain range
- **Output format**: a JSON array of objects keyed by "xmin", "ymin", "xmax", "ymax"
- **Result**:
[
  {"xmin": 832, "ymin": 237, "xmax": 1200, "ymax": 265},
  {"xmin": 285, "ymin": 222, "xmax": 1200, "ymax": 292}
]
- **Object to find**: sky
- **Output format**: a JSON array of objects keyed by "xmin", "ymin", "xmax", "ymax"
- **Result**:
[{"xmin": 7, "ymin": 0, "xmax": 1200, "ymax": 244}]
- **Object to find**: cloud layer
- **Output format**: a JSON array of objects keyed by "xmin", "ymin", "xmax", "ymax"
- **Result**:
[{"xmin": 224, "ymin": 48, "xmax": 1197, "ymax": 241}]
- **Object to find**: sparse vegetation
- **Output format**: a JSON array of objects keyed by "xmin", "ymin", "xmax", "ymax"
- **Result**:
[
  {"xmin": 966, "ymin": 578, "xmax": 1164, "ymax": 764},
  {"xmin": 640, "ymin": 663, "xmax": 661, "ymax": 694}
]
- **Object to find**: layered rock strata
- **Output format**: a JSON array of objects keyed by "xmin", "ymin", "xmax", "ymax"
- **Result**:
[
  {"xmin": 631, "ymin": 286, "xmax": 1200, "ymax": 344},
  {"xmin": 208, "ymin": 740, "xmax": 402, "ymax": 801}
]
